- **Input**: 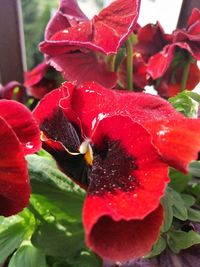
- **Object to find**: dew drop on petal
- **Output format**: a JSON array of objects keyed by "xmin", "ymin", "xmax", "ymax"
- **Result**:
[{"xmin": 26, "ymin": 142, "xmax": 34, "ymax": 149}]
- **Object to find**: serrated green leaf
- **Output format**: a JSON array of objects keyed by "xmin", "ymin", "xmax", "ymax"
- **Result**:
[
  {"xmin": 161, "ymin": 189, "xmax": 174, "ymax": 232},
  {"xmin": 189, "ymin": 161, "xmax": 200, "ymax": 177},
  {"xmin": 169, "ymin": 168, "xmax": 192, "ymax": 192},
  {"xmin": 145, "ymin": 236, "xmax": 166, "ymax": 258},
  {"xmin": 167, "ymin": 229, "xmax": 200, "ymax": 253},
  {"xmin": 8, "ymin": 242, "xmax": 47, "ymax": 267},
  {"xmin": 31, "ymin": 222, "xmax": 84, "ymax": 258},
  {"xmin": 171, "ymin": 190, "xmax": 188, "ymax": 221},
  {"xmin": 187, "ymin": 208, "xmax": 200, "ymax": 222}
]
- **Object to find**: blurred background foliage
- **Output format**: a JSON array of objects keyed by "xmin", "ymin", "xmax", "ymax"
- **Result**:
[{"xmin": 21, "ymin": 0, "xmax": 104, "ymax": 70}]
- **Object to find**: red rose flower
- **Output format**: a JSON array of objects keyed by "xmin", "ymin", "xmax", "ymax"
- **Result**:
[
  {"xmin": 33, "ymin": 82, "xmax": 200, "ymax": 261},
  {"xmin": 0, "ymin": 100, "xmax": 41, "ymax": 216},
  {"xmin": 39, "ymin": 0, "xmax": 141, "ymax": 88}
]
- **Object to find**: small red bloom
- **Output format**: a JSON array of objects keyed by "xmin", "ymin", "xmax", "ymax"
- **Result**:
[
  {"xmin": 0, "ymin": 100, "xmax": 41, "ymax": 216},
  {"xmin": 0, "ymin": 81, "xmax": 27, "ymax": 103},
  {"xmin": 39, "ymin": 0, "xmax": 141, "ymax": 87},
  {"xmin": 33, "ymin": 82, "xmax": 200, "ymax": 261},
  {"xmin": 24, "ymin": 62, "xmax": 60, "ymax": 99}
]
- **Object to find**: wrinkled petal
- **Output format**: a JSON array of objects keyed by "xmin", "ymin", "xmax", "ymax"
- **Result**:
[
  {"xmin": 83, "ymin": 115, "xmax": 168, "ymax": 261},
  {"xmin": 41, "ymin": 0, "xmax": 141, "ymax": 55},
  {"xmin": 0, "ymin": 116, "xmax": 30, "ymax": 216},
  {"xmin": 48, "ymin": 52, "xmax": 117, "ymax": 88},
  {"xmin": 24, "ymin": 62, "xmax": 48, "ymax": 87},
  {"xmin": 60, "ymin": 82, "xmax": 200, "ymax": 172},
  {"xmin": 0, "ymin": 100, "xmax": 41, "ymax": 154},
  {"xmin": 45, "ymin": 0, "xmax": 88, "ymax": 40}
]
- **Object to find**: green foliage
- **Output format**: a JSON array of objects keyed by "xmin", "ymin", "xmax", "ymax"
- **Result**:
[
  {"xmin": 169, "ymin": 90, "xmax": 200, "ymax": 117},
  {"xmin": 8, "ymin": 242, "xmax": 47, "ymax": 267},
  {"xmin": 167, "ymin": 229, "xmax": 200, "ymax": 253}
]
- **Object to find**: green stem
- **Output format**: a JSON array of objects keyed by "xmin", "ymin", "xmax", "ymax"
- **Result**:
[
  {"xmin": 28, "ymin": 202, "xmax": 46, "ymax": 223},
  {"xmin": 180, "ymin": 56, "xmax": 192, "ymax": 92},
  {"xmin": 107, "ymin": 54, "xmax": 116, "ymax": 72},
  {"xmin": 125, "ymin": 38, "xmax": 133, "ymax": 91}
]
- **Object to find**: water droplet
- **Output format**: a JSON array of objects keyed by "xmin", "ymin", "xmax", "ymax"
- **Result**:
[
  {"xmin": 133, "ymin": 193, "xmax": 138, "ymax": 197},
  {"xmin": 26, "ymin": 142, "xmax": 33, "ymax": 149}
]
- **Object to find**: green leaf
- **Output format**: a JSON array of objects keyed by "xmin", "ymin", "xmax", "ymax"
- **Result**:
[
  {"xmin": 67, "ymin": 250, "xmax": 102, "ymax": 267},
  {"xmin": 0, "ymin": 214, "xmax": 32, "ymax": 264},
  {"xmin": 187, "ymin": 208, "xmax": 200, "ymax": 222},
  {"xmin": 31, "ymin": 222, "xmax": 84, "ymax": 258},
  {"xmin": 161, "ymin": 189, "xmax": 174, "ymax": 232},
  {"xmin": 27, "ymin": 155, "xmax": 85, "ymax": 222},
  {"xmin": 145, "ymin": 236, "xmax": 166, "ymax": 258},
  {"xmin": 171, "ymin": 190, "xmax": 188, "ymax": 221},
  {"xmin": 169, "ymin": 168, "xmax": 192, "ymax": 192},
  {"xmin": 189, "ymin": 161, "xmax": 200, "ymax": 177},
  {"xmin": 167, "ymin": 229, "xmax": 200, "ymax": 253},
  {"xmin": 169, "ymin": 91, "xmax": 197, "ymax": 117},
  {"xmin": 27, "ymin": 155, "xmax": 86, "ymax": 258},
  {"xmin": 8, "ymin": 241, "xmax": 47, "ymax": 267},
  {"xmin": 186, "ymin": 91, "xmax": 200, "ymax": 103},
  {"xmin": 181, "ymin": 194, "xmax": 196, "ymax": 208}
]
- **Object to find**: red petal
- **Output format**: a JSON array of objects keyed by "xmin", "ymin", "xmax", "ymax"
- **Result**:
[
  {"xmin": 145, "ymin": 119, "xmax": 200, "ymax": 173},
  {"xmin": 0, "ymin": 100, "xmax": 41, "ymax": 155},
  {"xmin": 187, "ymin": 8, "xmax": 200, "ymax": 27},
  {"xmin": 83, "ymin": 116, "xmax": 168, "ymax": 261},
  {"xmin": 0, "ymin": 116, "xmax": 30, "ymax": 216},
  {"xmin": 45, "ymin": 0, "xmax": 88, "ymax": 40},
  {"xmin": 40, "ymin": 0, "xmax": 141, "ymax": 55},
  {"xmin": 61, "ymin": 82, "xmax": 200, "ymax": 172},
  {"xmin": 84, "ymin": 204, "xmax": 163, "ymax": 262},
  {"xmin": 24, "ymin": 62, "xmax": 48, "ymax": 87},
  {"xmin": 148, "ymin": 42, "xmax": 197, "ymax": 79},
  {"xmin": 48, "ymin": 52, "xmax": 117, "ymax": 88}
]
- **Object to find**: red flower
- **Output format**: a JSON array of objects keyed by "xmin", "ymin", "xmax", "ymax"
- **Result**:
[
  {"xmin": 24, "ymin": 62, "xmax": 60, "ymax": 99},
  {"xmin": 0, "ymin": 100, "xmax": 41, "ymax": 216},
  {"xmin": 33, "ymin": 82, "xmax": 200, "ymax": 261},
  {"xmin": 39, "ymin": 0, "xmax": 141, "ymax": 88},
  {"xmin": 148, "ymin": 8, "xmax": 200, "ymax": 79},
  {"xmin": 0, "ymin": 81, "xmax": 27, "ymax": 103}
]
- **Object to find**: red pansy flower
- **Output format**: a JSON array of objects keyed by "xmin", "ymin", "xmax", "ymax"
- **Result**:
[
  {"xmin": 33, "ymin": 82, "xmax": 200, "ymax": 261},
  {"xmin": 24, "ymin": 62, "xmax": 60, "ymax": 99},
  {"xmin": 0, "ymin": 100, "xmax": 41, "ymax": 216},
  {"xmin": 148, "ymin": 8, "xmax": 200, "ymax": 79},
  {"xmin": 39, "ymin": 0, "xmax": 141, "ymax": 88}
]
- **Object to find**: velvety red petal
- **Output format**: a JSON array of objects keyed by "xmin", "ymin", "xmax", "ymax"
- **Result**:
[
  {"xmin": 134, "ymin": 22, "xmax": 169, "ymax": 60},
  {"xmin": 85, "ymin": 204, "xmax": 163, "ymax": 262},
  {"xmin": 0, "ymin": 116, "xmax": 30, "ymax": 216},
  {"xmin": 40, "ymin": 0, "xmax": 141, "ymax": 55},
  {"xmin": 0, "ymin": 100, "xmax": 41, "ymax": 155},
  {"xmin": 45, "ymin": 0, "xmax": 88, "ymax": 40},
  {"xmin": 145, "ymin": 119, "xmax": 200, "ymax": 173},
  {"xmin": 48, "ymin": 52, "xmax": 117, "ymax": 88},
  {"xmin": 83, "ymin": 115, "xmax": 168, "ymax": 261},
  {"xmin": 187, "ymin": 8, "xmax": 200, "ymax": 27},
  {"xmin": 24, "ymin": 62, "xmax": 48, "ymax": 87},
  {"xmin": 60, "ymin": 82, "xmax": 200, "ymax": 172},
  {"xmin": 148, "ymin": 42, "xmax": 197, "ymax": 79}
]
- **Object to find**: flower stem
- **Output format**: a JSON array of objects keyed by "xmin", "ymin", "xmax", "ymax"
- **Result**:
[
  {"xmin": 125, "ymin": 38, "xmax": 133, "ymax": 91},
  {"xmin": 28, "ymin": 202, "xmax": 46, "ymax": 223},
  {"xmin": 180, "ymin": 55, "xmax": 192, "ymax": 92},
  {"xmin": 107, "ymin": 55, "xmax": 116, "ymax": 72}
]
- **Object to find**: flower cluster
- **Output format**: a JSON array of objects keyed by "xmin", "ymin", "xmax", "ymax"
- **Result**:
[{"xmin": 1, "ymin": 0, "xmax": 200, "ymax": 266}]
